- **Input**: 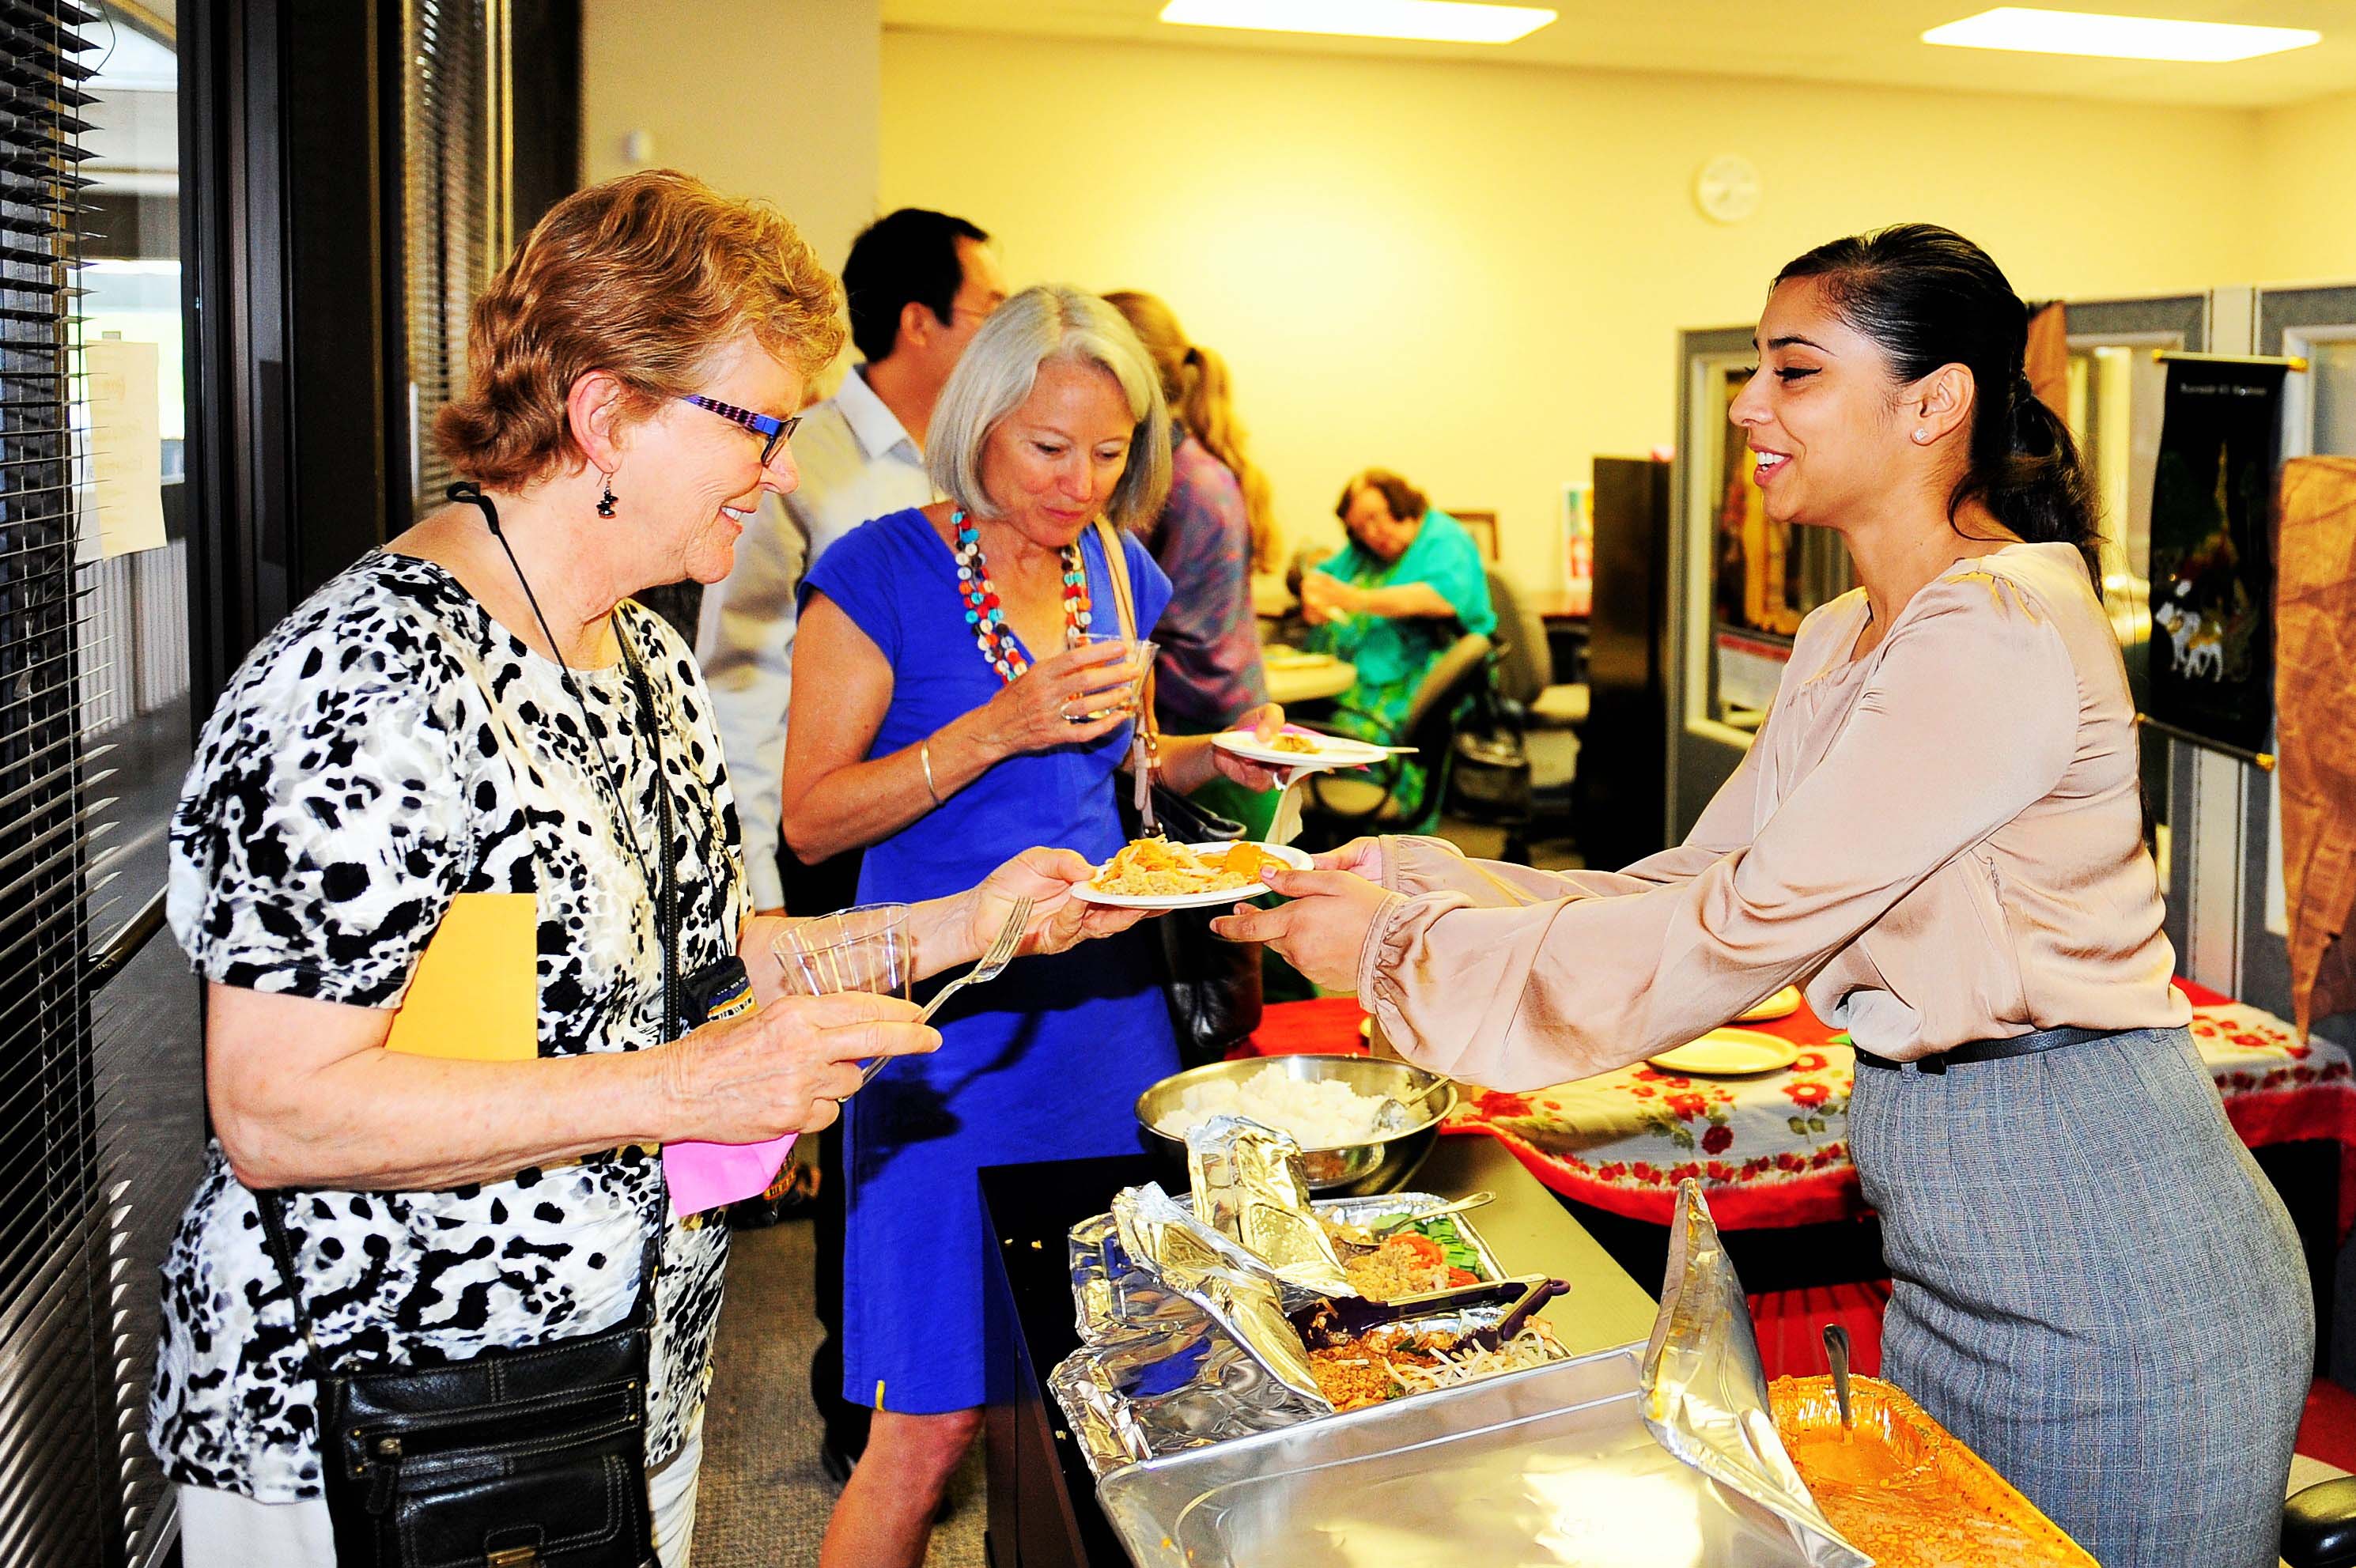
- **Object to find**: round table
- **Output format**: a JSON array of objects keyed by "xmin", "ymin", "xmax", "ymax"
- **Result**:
[{"xmin": 1263, "ymin": 654, "xmax": 1355, "ymax": 706}]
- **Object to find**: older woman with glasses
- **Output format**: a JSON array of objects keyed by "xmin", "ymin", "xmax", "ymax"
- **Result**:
[
  {"xmin": 154, "ymin": 173, "xmax": 1140, "ymax": 1568},
  {"xmin": 782, "ymin": 285, "xmax": 1284, "ymax": 1568}
]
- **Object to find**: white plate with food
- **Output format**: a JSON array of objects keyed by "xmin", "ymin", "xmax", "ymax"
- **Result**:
[
  {"xmin": 1075, "ymin": 838, "xmax": 1314, "ymax": 909},
  {"xmin": 1212, "ymin": 727, "xmax": 1393, "ymax": 770},
  {"xmin": 1261, "ymin": 647, "xmax": 1338, "ymax": 672},
  {"xmin": 1735, "ymin": 984, "xmax": 1803, "ymax": 1022},
  {"xmin": 1645, "ymin": 1027, "xmax": 1802, "ymax": 1077}
]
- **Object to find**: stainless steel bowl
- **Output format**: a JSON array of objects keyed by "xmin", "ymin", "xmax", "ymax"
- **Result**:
[{"xmin": 1134, "ymin": 1054, "xmax": 1457, "ymax": 1197}]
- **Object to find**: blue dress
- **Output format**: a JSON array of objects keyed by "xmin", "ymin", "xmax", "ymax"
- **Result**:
[{"xmin": 801, "ymin": 508, "xmax": 1180, "ymax": 1414}]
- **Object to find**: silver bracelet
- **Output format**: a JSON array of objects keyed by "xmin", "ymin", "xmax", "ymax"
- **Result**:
[{"xmin": 919, "ymin": 739, "xmax": 944, "ymax": 807}]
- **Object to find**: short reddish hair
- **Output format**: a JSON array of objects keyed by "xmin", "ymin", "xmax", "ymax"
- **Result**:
[{"xmin": 435, "ymin": 169, "xmax": 844, "ymax": 490}]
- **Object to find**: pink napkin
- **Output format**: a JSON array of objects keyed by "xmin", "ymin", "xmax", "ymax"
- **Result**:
[{"xmin": 664, "ymin": 1132, "xmax": 798, "ymax": 1218}]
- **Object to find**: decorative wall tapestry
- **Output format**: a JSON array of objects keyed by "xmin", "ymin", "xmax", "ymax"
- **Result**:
[
  {"xmin": 2273, "ymin": 457, "xmax": 2356, "ymax": 1034},
  {"xmin": 2146, "ymin": 357, "xmax": 2290, "ymax": 758}
]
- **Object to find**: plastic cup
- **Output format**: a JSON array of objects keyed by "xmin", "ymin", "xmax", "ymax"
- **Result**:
[
  {"xmin": 1065, "ymin": 634, "xmax": 1157, "ymax": 724},
  {"xmin": 770, "ymin": 902, "xmax": 912, "ymax": 999}
]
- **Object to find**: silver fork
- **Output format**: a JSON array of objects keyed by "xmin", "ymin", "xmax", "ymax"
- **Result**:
[{"xmin": 856, "ymin": 896, "xmax": 1032, "ymax": 1088}]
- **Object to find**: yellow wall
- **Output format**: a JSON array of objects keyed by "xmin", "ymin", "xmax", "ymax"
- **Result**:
[
  {"xmin": 880, "ymin": 31, "xmax": 2268, "ymax": 587},
  {"xmin": 581, "ymin": 0, "xmax": 880, "ymax": 270},
  {"xmin": 2256, "ymin": 87, "xmax": 2356, "ymax": 288}
]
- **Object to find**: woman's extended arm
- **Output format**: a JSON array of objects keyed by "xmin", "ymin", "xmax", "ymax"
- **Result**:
[
  {"xmin": 1319, "ymin": 725, "xmax": 1773, "ymax": 908},
  {"xmin": 1148, "ymin": 703, "xmax": 1288, "ymax": 795},
  {"xmin": 736, "ymin": 847, "xmax": 1148, "ymax": 1005},
  {"xmin": 1303, "ymin": 571, "xmax": 1457, "ymax": 622},
  {"xmin": 1221, "ymin": 573, "xmax": 2078, "ymax": 1087},
  {"xmin": 779, "ymin": 594, "xmax": 1143, "ymax": 863},
  {"xmin": 206, "ymin": 982, "xmax": 933, "ymax": 1192}
]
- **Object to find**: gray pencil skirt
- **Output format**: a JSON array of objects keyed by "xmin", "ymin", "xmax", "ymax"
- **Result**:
[{"xmin": 1847, "ymin": 1024, "xmax": 2312, "ymax": 1568}]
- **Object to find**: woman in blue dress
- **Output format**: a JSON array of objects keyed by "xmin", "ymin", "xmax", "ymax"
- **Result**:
[{"xmin": 782, "ymin": 285, "xmax": 1284, "ymax": 1568}]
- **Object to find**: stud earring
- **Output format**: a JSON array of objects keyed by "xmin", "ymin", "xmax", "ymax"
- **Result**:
[
  {"xmin": 596, "ymin": 474, "xmax": 618, "ymax": 517},
  {"xmin": 1912, "ymin": 429, "xmax": 1928, "ymax": 444}
]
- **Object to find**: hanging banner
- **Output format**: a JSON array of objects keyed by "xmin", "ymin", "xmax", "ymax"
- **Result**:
[{"xmin": 2146, "ymin": 356, "xmax": 2289, "ymax": 757}]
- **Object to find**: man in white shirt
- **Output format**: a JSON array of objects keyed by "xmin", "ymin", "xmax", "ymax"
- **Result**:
[{"xmin": 698, "ymin": 208, "xmax": 1008, "ymax": 913}]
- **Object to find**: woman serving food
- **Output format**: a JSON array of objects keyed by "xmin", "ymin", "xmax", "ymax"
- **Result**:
[{"xmin": 1215, "ymin": 225, "xmax": 2310, "ymax": 1568}]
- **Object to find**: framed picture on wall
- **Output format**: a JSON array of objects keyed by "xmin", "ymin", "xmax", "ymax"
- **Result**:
[
  {"xmin": 2146, "ymin": 355, "xmax": 2288, "ymax": 757},
  {"xmin": 1451, "ymin": 508, "xmax": 1499, "ymax": 561}
]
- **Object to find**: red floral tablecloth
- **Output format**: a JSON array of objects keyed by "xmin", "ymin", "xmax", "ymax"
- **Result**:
[{"xmin": 1245, "ymin": 982, "xmax": 2356, "ymax": 1234}]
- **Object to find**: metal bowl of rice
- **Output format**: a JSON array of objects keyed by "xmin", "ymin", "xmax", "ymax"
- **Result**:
[{"xmin": 1134, "ymin": 1054, "xmax": 1457, "ymax": 1196}]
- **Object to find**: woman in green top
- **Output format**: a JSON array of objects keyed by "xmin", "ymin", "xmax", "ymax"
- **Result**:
[{"xmin": 1300, "ymin": 469, "xmax": 1496, "ymax": 822}]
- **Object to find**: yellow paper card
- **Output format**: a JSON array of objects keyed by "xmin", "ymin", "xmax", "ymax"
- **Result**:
[{"xmin": 384, "ymin": 893, "xmax": 538, "ymax": 1060}]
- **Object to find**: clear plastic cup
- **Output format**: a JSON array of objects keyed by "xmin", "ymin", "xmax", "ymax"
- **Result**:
[
  {"xmin": 770, "ymin": 902, "xmax": 911, "ymax": 999},
  {"xmin": 1065, "ymin": 634, "xmax": 1157, "ymax": 724}
]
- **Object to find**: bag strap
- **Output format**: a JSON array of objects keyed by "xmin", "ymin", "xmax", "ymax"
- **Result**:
[
  {"xmin": 616, "ymin": 623, "xmax": 682, "ymax": 1047},
  {"xmin": 1093, "ymin": 519, "xmax": 1161, "ymax": 829},
  {"xmin": 258, "ymin": 614, "xmax": 685, "ymax": 1375}
]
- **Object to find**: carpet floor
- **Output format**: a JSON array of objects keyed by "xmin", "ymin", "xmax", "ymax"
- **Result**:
[{"xmin": 693, "ymin": 1219, "xmax": 984, "ymax": 1568}]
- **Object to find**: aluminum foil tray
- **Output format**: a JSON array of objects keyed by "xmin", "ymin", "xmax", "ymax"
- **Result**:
[
  {"xmin": 1098, "ymin": 1343, "xmax": 1828, "ymax": 1568},
  {"xmin": 1306, "ymin": 1191, "xmax": 1509, "ymax": 1284},
  {"xmin": 1049, "ymin": 1192, "xmax": 1526, "ymax": 1475},
  {"xmin": 1772, "ymin": 1375, "xmax": 2096, "ymax": 1566},
  {"xmin": 1068, "ymin": 1176, "xmax": 1875, "ymax": 1568}
]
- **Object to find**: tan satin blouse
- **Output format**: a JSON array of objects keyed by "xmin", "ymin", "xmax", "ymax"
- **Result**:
[{"xmin": 1356, "ymin": 542, "xmax": 2188, "ymax": 1087}]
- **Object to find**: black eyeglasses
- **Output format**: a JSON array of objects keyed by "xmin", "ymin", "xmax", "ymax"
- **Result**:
[{"xmin": 679, "ymin": 394, "xmax": 800, "ymax": 467}]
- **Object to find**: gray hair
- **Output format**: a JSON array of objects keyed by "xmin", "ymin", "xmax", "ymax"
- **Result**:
[{"xmin": 926, "ymin": 285, "xmax": 1172, "ymax": 530}]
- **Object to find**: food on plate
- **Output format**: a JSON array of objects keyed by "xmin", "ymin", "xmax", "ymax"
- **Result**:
[
  {"xmin": 1150, "ymin": 1062, "xmax": 1391, "ymax": 1147},
  {"xmin": 1304, "ymin": 1317, "xmax": 1568, "ymax": 1411},
  {"xmin": 1339, "ymin": 1229, "xmax": 1481, "ymax": 1301},
  {"xmin": 1093, "ymin": 837, "xmax": 1281, "ymax": 897},
  {"xmin": 1268, "ymin": 731, "xmax": 1324, "ymax": 754}
]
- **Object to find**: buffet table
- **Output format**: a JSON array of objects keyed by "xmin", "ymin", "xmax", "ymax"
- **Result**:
[
  {"xmin": 979, "ymin": 1135, "xmax": 1658, "ymax": 1568},
  {"xmin": 1261, "ymin": 652, "xmax": 1356, "ymax": 707}
]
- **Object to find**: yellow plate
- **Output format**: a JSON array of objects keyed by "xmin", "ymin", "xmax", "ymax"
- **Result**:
[
  {"xmin": 1263, "ymin": 649, "xmax": 1337, "ymax": 671},
  {"xmin": 1735, "ymin": 984, "xmax": 1802, "ymax": 1022},
  {"xmin": 1646, "ymin": 1028, "xmax": 1801, "ymax": 1077}
]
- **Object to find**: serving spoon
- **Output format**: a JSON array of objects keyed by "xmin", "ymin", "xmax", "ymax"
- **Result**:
[
  {"xmin": 1822, "ymin": 1322, "xmax": 1856, "ymax": 1430},
  {"xmin": 1323, "ymin": 1191, "xmax": 1497, "ymax": 1254},
  {"xmin": 1372, "ymin": 1075, "xmax": 1453, "ymax": 1133}
]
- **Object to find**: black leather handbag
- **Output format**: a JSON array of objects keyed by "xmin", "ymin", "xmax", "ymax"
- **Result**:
[
  {"xmin": 1095, "ymin": 520, "xmax": 1265, "ymax": 1067},
  {"xmin": 255, "ymin": 635, "xmax": 683, "ymax": 1568}
]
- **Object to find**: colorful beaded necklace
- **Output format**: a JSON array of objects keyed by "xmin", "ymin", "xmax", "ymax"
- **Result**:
[{"xmin": 952, "ymin": 508, "xmax": 1091, "ymax": 682}]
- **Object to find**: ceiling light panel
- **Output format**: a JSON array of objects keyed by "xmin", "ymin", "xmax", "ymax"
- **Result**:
[
  {"xmin": 1159, "ymin": 0, "xmax": 1558, "ymax": 46},
  {"xmin": 1922, "ymin": 8, "xmax": 2321, "ymax": 62}
]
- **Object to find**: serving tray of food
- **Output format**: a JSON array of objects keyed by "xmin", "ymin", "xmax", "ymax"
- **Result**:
[
  {"xmin": 1096, "ymin": 1343, "xmax": 1840, "ymax": 1568},
  {"xmin": 1770, "ymin": 1374, "xmax": 2095, "ymax": 1566},
  {"xmin": 1049, "ymin": 1117, "xmax": 1556, "ymax": 1479}
]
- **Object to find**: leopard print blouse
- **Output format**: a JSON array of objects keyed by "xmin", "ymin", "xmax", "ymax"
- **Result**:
[{"xmin": 153, "ymin": 551, "xmax": 746, "ymax": 1501}]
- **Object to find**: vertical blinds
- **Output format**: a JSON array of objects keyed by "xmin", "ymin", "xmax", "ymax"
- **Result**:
[
  {"xmin": 0, "ymin": 2, "xmax": 110, "ymax": 1564},
  {"xmin": 402, "ymin": 0, "xmax": 508, "ymax": 509}
]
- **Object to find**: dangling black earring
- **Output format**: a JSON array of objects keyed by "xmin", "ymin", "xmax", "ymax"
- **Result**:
[{"xmin": 596, "ymin": 474, "xmax": 617, "ymax": 518}]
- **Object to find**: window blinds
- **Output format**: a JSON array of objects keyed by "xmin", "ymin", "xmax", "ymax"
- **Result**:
[
  {"xmin": 0, "ymin": 4, "xmax": 114, "ymax": 1564},
  {"xmin": 401, "ymin": 0, "xmax": 508, "ymax": 509}
]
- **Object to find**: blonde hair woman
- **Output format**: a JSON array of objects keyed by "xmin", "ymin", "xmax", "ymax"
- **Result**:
[
  {"xmin": 782, "ymin": 285, "xmax": 1284, "ymax": 1568},
  {"xmin": 1103, "ymin": 290, "xmax": 1277, "ymax": 572},
  {"xmin": 1103, "ymin": 291, "xmax": 1280, "ymax": 833}
]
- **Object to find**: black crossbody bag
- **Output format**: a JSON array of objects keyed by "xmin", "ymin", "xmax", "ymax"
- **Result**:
[{"xmin": 256, "ymin": 635, "xmax": 682, "ymax": 1568}]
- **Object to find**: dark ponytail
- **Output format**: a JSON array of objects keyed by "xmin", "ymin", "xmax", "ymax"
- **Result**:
[{"xmin": 1774, "ymin": 225, "xmax": 2101, "ymax": 586}]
